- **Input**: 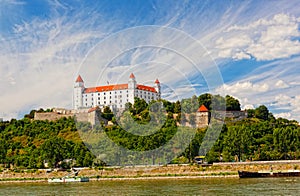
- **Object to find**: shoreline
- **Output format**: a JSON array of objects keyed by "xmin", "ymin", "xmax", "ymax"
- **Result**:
[
  {"xmin": 1, "ymin": 161, "xmax": 299, "ymax": 183},
  {"xmin": 0, "ymin": 174, "xmax": 239, "ymax": 183}
]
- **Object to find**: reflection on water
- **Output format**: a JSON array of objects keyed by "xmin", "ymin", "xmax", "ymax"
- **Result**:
[{"xmin": 0, "ymin": 177, "xmax": 299, "ymax": 195}]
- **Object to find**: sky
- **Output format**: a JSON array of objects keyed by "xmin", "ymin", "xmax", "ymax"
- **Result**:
[{"xmin": 1, "ymin": 0, "xmax": 300, "ymax": 121}]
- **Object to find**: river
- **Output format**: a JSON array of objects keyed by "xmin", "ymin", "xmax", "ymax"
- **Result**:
[{"xmin": 0, "ymin": 177, "xmax": 299, "ymax": 195}]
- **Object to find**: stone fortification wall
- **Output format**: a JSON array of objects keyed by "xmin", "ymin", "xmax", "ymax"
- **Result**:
[
  {"xmin": 34, "ymin": 112, "xmax": 74, "ymax": 121},
  {"xmin": 34, "ymin": 108, "xmax": 108, "ymax": 126}
]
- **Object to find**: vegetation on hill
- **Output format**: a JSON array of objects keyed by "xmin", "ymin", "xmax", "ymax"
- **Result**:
[
  {"xmin": 0, "ymin": 117, "xmax": 94, "ymax": 169},
  {"xmin": 0, "ymin": 94, "xmax": 299, "ymax": 169}
]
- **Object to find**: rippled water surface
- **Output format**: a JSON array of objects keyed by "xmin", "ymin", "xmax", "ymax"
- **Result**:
[{"xmin": 0, "ymin": 177, "xmax": 299, "ymax": 195}]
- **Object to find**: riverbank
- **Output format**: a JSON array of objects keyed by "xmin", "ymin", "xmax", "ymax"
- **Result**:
[{"xmin": 1, "ymin": 160, "xmax": 299, "ymax": 182}]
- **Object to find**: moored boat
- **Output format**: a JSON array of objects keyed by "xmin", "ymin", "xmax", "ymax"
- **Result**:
[
  {"xmin": 238, "ymin": 170, "xmax": 300, "ymax": 178},
  {"xmin": 48, "ymin": 168, "xmax": 89, "ymax": 182},
  {"xmin": 48, "ymin": 176, "xmax": 89, "ymax": 183}
]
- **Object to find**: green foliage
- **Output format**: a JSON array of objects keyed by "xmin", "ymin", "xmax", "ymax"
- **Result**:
[
  {"xmin": 1, "ymin": 94, "xmax": 300, "ymax": 169},
  {"xmin": 198, "ymin": 93, "xmax": 212, "ymax": 110},
  {"xmin": 198, "ymin": 94, "xmax": 240, "ymax": 111},
  {"xmin": 101, "ymin": 106, "xmax": 114, "ymax": 121},
  {"xmin": 225, "ymin": 95, "xmax": 241, "ymax": 111},
  {"xmin": 247, "ymin": 105, "xmax": 269, "ymax": 120},
  {"xmin": 0, "ymin": 117, "xmax": 95, "ymax": 169}
]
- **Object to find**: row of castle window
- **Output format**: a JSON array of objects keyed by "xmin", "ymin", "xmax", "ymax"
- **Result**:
[
  {"xmin": 85, "ymin": 99, "xmax": 128, "ymax": 106},
  {"xmin": 85, "ymin": 94, "xmax": 129, "ymax": 101},
  {"xmin": 84, "ymin": 90, "xmax": 153, "ymax": 96}
]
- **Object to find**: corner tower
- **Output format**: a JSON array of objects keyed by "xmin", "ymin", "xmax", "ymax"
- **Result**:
[
  {"xmin": 74, "ymin": 75, "xmax": 85, "ymax": 109},
  {"xmin": 154, "ymin": 79, "xmax": 161, "ymax": 99},
  {"xmin": 128, "ymin": 73, "xmax": 137, "ymax": 104}
]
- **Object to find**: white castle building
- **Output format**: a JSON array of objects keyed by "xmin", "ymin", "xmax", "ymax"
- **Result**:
[{"xmin": 73, "ymin": 73, "xmax": 161, "ymax": 110}]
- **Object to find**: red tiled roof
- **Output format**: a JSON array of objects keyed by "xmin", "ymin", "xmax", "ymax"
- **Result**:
[
  {"xmin": 84, "ymin": 82, "xmax": 157, "ymax": 94},
  {"xmin": 75, "ymin": 75, "xmax": 84, "ymax": 83},
  {"xmin": 84, "ymin": 84, "xmax": 128, "ymax": 93},
  {"xmin": 155, "ymin": 79, "xmax": 160, "ymax": 84},
  {"xmin": 88, "ymin": 106, "xmax": 99, "ymax": 113},
  {"xmin": 197, "ymin": 105, "xmax": 209, "ymax": 112},
  {"xmin": 136, "ymin": 84, "xmax": 157, "ymax": 93},
  {"xmin": 129, "ymin": 73, "xmax": 135, "ymax": 78}
]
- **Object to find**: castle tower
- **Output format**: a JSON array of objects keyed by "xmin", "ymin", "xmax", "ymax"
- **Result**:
[
  {"xmin": 196, "ymin": 104, "xmax": 209, "ymax": 127},
  {"xmin": 128, "ymin": 73, "xmax": 137, "ymax": 104},
  {"xmin": 154, "ymin": 79, "xmax": 161, "ymax": 99},
  {"xmin": 73, "ymin": 75, "xmax": 85, "ymax": 109}
]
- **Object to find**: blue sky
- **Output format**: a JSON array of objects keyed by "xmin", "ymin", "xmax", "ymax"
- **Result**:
[{"xmin": 1, "ymin": 0, "xmax": 300, "ymax": 121}]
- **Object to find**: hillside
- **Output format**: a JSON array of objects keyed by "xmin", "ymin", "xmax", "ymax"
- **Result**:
[{"xmin": 0, "ymin": 94, "xmax": 299, "ymax": 169}]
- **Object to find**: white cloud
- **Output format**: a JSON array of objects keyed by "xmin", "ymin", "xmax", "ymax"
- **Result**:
[
  {"xmin": 215, "ymin": 76, "xmax": 300, "ymax": 121},
  {"xmin": 0, "ymin": 10, "xmax": 111, "ymax": 120},
  {"xmin": 275, "ymin": 80, "xmax": 289, "ymax": 89},
  {"xmin": 215, "ymin": 81, "xmax": 269, "ymax": 95},
  {"xmin": 274, "ymin": 112, "xmax": 291, "ymax": 119},
  {"xmin": 216, "ymin": 13, "xmax": 300, "ymax": 61},
  {"xmin": 1, "ymin": 1, "xmax": 300, "ymax": 122}
]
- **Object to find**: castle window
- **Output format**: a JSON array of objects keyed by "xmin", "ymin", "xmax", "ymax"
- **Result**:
[
  {"xmin": 98, "ymin": 93, "xmax": 100, "ymax": 96},
  {"xmin": 110, "ymin": 92, "xmax": 112, "ymax": 94},
  {"xmin": 104, "ymin": 92, "xmax": 106, "ymax": 95},
  {"xmin": 98, "ymin": 97, "xmax": 100, "ymax": 100},
  {"xmin": 104, "ymin": 101, "xmax": 106, "ymax": 104},
  {"xmin": 98, "ymin": 102, "xmax": 100, "ymax": 105}
]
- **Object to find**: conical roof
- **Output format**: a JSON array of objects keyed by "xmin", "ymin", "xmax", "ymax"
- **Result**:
[
  {"xmin": 197, "ymin": 104, "xmax": 209, "ymax": 112},
  {"xmin": 75, "ymin": 75, "xmax": 84, "ymax": 83},
  {"xmin": 129, "ymin": 73, "xmax": 135, "ymax": 79}
]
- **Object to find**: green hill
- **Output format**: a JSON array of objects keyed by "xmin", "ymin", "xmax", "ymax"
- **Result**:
[{"xmin": 0, "ymin": 94, "xmax": 299, "ymax": 169}]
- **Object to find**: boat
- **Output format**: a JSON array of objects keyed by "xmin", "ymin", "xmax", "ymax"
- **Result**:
[
  {"xmin": 48, "ymin": 168, "xmax": 89, "ymax": 183},
  {"xmin": 238, "ymin": 170, "xmax": 300, "ymax": 178},
  {"xmin": 48, "ymin": 176, "xmax": 89, "ymax": 183}
]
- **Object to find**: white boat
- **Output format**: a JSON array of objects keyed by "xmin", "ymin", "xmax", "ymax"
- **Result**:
[
  {"xmin": 48, "ymin": 176, "xmax": 89, "ymax": 183},
  {"xmin": 48, "ymin": 168, "xmax": 89, "ymax": 183}
]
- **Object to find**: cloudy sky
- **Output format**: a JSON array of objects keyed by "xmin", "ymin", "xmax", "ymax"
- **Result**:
[{"xmin": 1, "ymin": 0, "xmax": 300, "ymax": 121}]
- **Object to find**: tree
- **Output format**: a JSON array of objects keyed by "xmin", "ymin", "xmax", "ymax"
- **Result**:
[
  {"xmin": 225, "ymin": 95, "xmax": 241, "ymax": 111},
  {"xmin": 211, "ymin": 95, "xmax": 226, "ymax": 111},
  {"xmin": 102, "ymin": 106, "xmax": 114, "ymax": 121},
  {"xmin": 133, "ymin": 97, "xmax": 148, "ymax": 114},
  {"xmin": 198, "ymin": 93, "xmax": 212, "ymax": 110},
  {"xmin": 255, "ymin": 105, "xmax": 269, "ymax": 120},
  {"xmin": 174, "ymin": 101, "xmax": 181, "ymax": 113}
]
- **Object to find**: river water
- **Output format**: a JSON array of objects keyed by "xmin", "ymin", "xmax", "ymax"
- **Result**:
[{"xmin": 0, "ymin": 177, "xmax": 299, "ymax": 195}]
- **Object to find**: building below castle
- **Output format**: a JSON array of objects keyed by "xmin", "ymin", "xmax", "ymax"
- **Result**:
[{"xmin": 73, "ymin": 73, "xmax": 161, "ymax": 111}]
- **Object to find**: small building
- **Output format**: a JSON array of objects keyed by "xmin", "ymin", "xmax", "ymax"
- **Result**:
[{"xmin": 196, "ymin": 105, "xmax": 210, "ymax": 127}]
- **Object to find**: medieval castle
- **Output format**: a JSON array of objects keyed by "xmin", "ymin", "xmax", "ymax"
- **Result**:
[{"xmin": 34, "ymin": 73, "xmax": 246, "ymax": 127}]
